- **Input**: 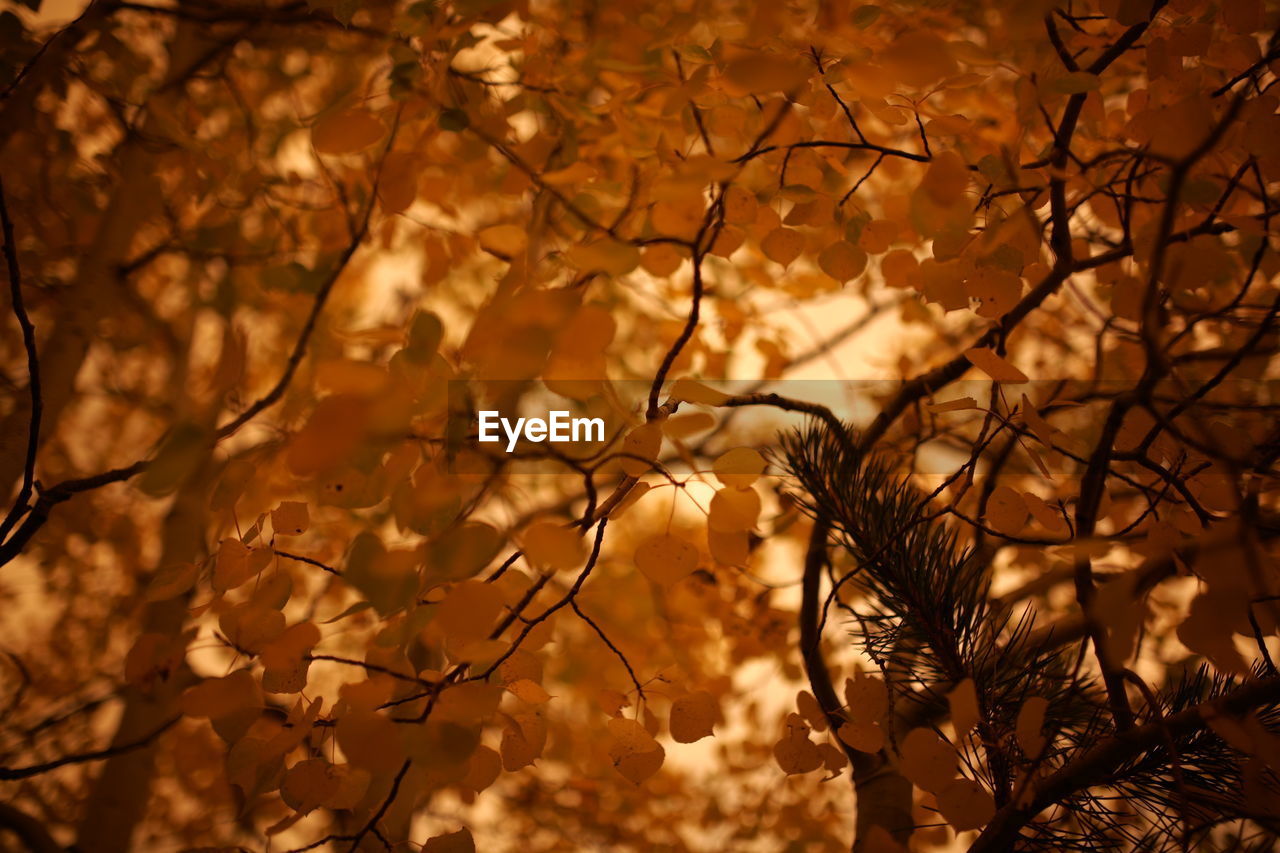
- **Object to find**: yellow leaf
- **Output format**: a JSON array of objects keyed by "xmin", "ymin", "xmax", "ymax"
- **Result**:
[
  {"xmin": 670, "ymin": 378, "xmax": 730, "ymax": 405},
  {"xmin": 936, "ymin": 778, "xmax": 996, "ymax": 830},
  {"xmin": 670, "ymin": 691, "xmax": 718, "ymax": 743},
  {"xmin": 663, "ymin": 412, "xmax": 717, "ymax": 438},
  {"xmin": 881, "ymin": 248, "xmax": 921, "ymax": 289},
  {"xmin": 921, "ymin": 151, "xmax": 970, "ymax": 206},
  {"xmin": 1020, "ymin": 394, "xmax": 1059, "ymax": 447},
  {"xmin": 619, "ymin": 422, "xmax": 663, "ymax": 476},
  {"xmin": 967, "ymin": 267, "xmax": 1023, "ymax": 318},
  {"xmin": 844, "ymin": 670, "xmax": 888, "ymax": 724},
  {"xmin": 607, "ymin": 717, "xmax": 665, "ymax": 784},
  {"xmin": 796, "ymin": 689, "xmax": 828, "ymax": 731},
  {"xmin": 598, "ymin": 688, "xmax": 630, "ymax": 717},
  {"xmin": 423, "ymin": 827, "xmax": 476, "ymax": 853},
  {"xmin": 337, "ymin": 710, "xmax": 404, "ymax": 774},
  {"xmin": 641, "ymin": 243, "xmax": 685, "ymax": 276},
  {"xmin": 314, "ymin": 358, "xmax": 391, "ymax": 396},
  {"xmin": 520, "ymin": 520, "xmax": 586, "ymax": 571},
  {"xmin": 607, "ymin": 481, "xmax": 652, "ymax": 520},
  {"xmin": 652, "ymin": 195, "xmax": 706, "ymax": 239},
  {"xmin": 427, "ymin": 522, "xmax": 503, "ymax": 583},
  {"xmin": 774, "ymin": 714, "xmax": 823, "ymax": 774},
  {"xmin": 261, "ymin": 622, "xmax": 321, "ymax": 695},
  {"xmin": 761, "ymin": 227, "xmax": 804, "ymax": 267},
  {"xmin": 858, "ymin": 219, "xmax": 899, "ymax": 254},
  {"xmin": 219, "ymin": 601, "xmax": 284, "ymax": 654},
  {"xmin": 312, "ymin": 109, "xmax": 385, "ymax": 155},
  {"xmin": 723, "ymin": 52, "xmax": 810, "ymax": 94},
  {"xmin": 948, "ymin": 679, "xmax": 980, "ymax": 737},
  {"xmin": 818, "ymin": 241, "xmax": 868, "ymax": 283},
  {"xmin": 712, "ymin": 447, "xmax": 766, "ymax": 489},
  {"xmin": 722, "ymin": 185, "xmax": 758, "ymax": 224},
  {"xmin": 836, "ymin": 720, "xmax": 885, "ymax": 753},
  {"xmin": 986, "ymin": 486, "xmax": 1028, "ymax": 536},
  {"xmin": 899, "ymin": 727, "xmax": 956, "ymax": 793},
  {"xmin": 281, "ymin": 759, "xmax": 340, "ymax": 815},
  {"xmin": 180, "ymin": 671, "xmax": 262, "ymax": 722},
  {"xmin": 927, "ymin": 396, "xmax": 978, "ymax": 413},
  {"xmin": 271, "ymin": 501, "xmax": 309, "ymax": 537},
  {"xmin": 286, "ymin": 395, "xmax": 370, "ymax": 476},
  {"xmin": 213, "ymin": 538, "xmax": 254, "ymax": 593},
  {"xmin": 478, "ymin": 223, "xmax": 528, "ymax": 256},
  {"xmin": 462, "ymin": 746, "xmax": 502, "ymax": 793},
  {"xmin": 565, "ymin": 239, "xmax": 641, "ymax": 276},
  {"xmin": 964, "ymin": 347, "xmax": 1029, "ymax": 383},
  {"xmin": 635, "ymin": 533, "xmax": 698, "ymax": 585},
  {"xmin": 1015, "ymin": 696, "xmax": 1049, "ymax": 755},
  {"xmin": 1024, "ymin": 492, "xmax": 1068, "ymax": 533},
  {"xmin": 880, "ymin": 30, "xmax": 956, "ymax": 88},
  {"xmin": 707, "ymin": 528, "xmax": 749, "ymax": 566},
  {"xmin": 708, "ymin": 486, "xmax": 761, "ymax": 532},
  {"xmin": 507, "ymin": 678, "xmax": 551, "ymax": 704},
  {"xmin": 819, "ymin": 741, "xmax": 849, "ymax": 773},
  {"xmin": 377, "ymin": 152, "xmax": 419, "ymax": 213},
  {"xmin": 437, "ymin": 581, "xmax": 506, "ymax": 642}
]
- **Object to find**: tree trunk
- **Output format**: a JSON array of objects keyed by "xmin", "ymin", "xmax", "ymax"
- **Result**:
[{"xmin": 72, "ymin": 467, "xmax": 208, "ymax": 852}]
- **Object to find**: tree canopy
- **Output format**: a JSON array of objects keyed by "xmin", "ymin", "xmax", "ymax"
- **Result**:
[{"xmin": 2, "ymin": 0, "xmax": 1280, "ymax": 850}]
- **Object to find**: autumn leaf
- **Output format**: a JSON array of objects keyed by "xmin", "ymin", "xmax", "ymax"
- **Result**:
[
  {"xmin": 608, "ymin": 717, "xmax": 665, "ymax": 784},
  {"xmin": 964, "ymin": 347, "xmax": 1030, "ymax": 383},
  {"xmin": 271, "ymin": 501, "xmax": 309, "ymax": 537},
  {"xmin": 899, "ymin": 728, "xmax": 956, "ymax": 793},
  {"xmin": 761, "ymin": 227, "xmax": 805, "ymax": 267},
  {"xmin": 948, "ymin": 679, "xmax": 980, "ymax": 738},
  {"xmin": 774, "ymin": 714, "xmax": 823, "ymax": 775},
  {"xmin": 670, "ymin": 691, "xmax": 718, "ymax": 743},
  {"xmin": 423, "ymin": 828, "xmax": 476, "ymax": 853},
  {"xmin": 936, "ymin": 778, "xmax": 996, "ymax": 831},
  {"xmin": 11, "ymin": 2, "xmax": 1280, "ymax": 850},
  {"xmin": 837, "ymin": 721, "xmax": 885, "ymax": 754},
  {"xmin": 520, "ymin": 520, "xmax": 586, "ymax": 571},
  {"xmin": 312, "ymin": 108, "xmax": 386, "ymax": 155}
]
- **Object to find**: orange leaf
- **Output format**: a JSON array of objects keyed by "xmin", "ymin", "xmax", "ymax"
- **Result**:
[
  {"xmin": 635, "ymin": 533, "xmax": 698, "ymax": 585},
  {"xmin": 986, "ymin": 486, "xmax": 1029, "ymax": 536},
  {"xmin": 761, "ymin": 227, "xmax": 804, "ymax": 267},
  {"xmin": 964, "ymin": 347, "xmax": 1030, "ymax": 383},
  {"xmin": 948, "ymin": 679, "xmax": 980, "ymax": 737},
  {"xmin": 670, "ymin": 691, "xmax": 718, "ymax": 743},
  {"xmin": 423, "ymin": 828, "xmax": 476, "ymax": 853},
  {"xmin": 774, "ymin": 714, "xmax": 823, "ymax": 774},
  {"xmin": 312, "ymin": 109, "xmax": 385, "ymax": 155},
  {"xmin": 836, "ymin": 720, "xmax": 886, "ymax": 753},
  {"xmin": 520, "ymin": 521, "xmax": 586, "ymax": 571},
  {"xmin": 271, "ymin": 501, "xmax": 309, "ymax": 537},
  {"xmin": 708, "ymin": 486, "xmax": 761, "ymax": 533},
  {"xmin": 899, "ymin": 728, "xmax": 956, "ymax": 792},
  {"xmin": 724, "ymin": 53, "xmax": 810, "ymax": 94},
  {"xmin": 818, "ymin": 241, "xmax": 868, "ymax": 283},
  {"xmin": 936, "ymin": 778, "xmax": 997, "ymax": 830},
  {"xmin": 1016, "ymin": 696, "xmax": 1050, "ymax": 756}
]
